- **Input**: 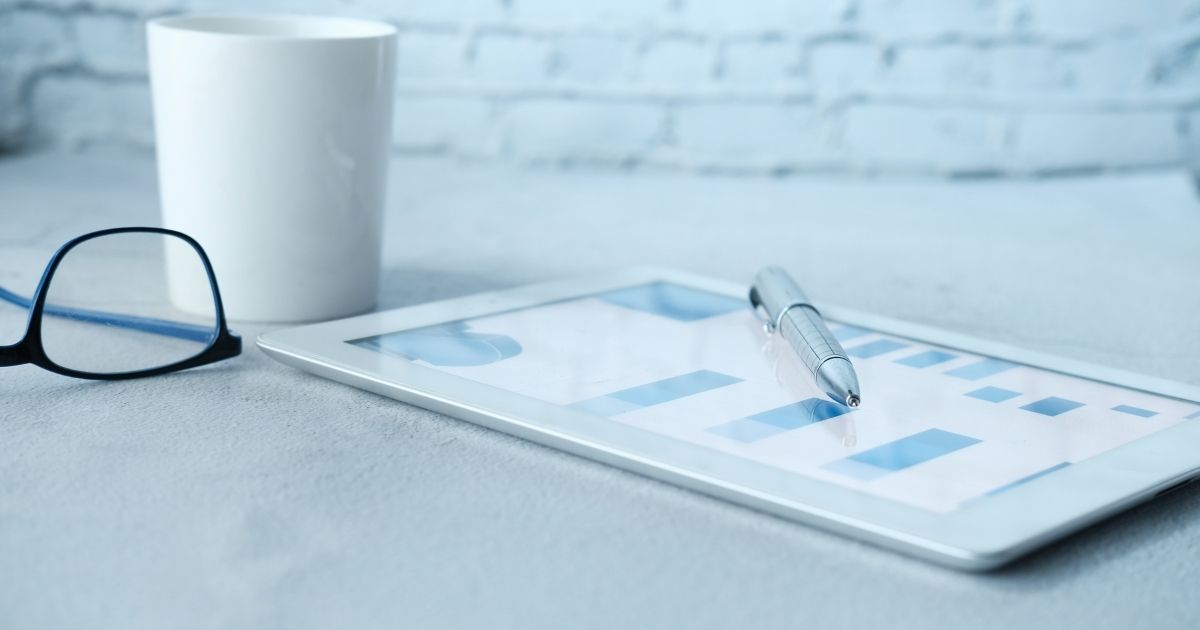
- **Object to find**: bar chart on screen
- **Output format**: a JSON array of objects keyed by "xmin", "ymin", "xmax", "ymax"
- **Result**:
[{"xmin": 355, "ymin": 282, "xmax": 1200, "ymax": 513}]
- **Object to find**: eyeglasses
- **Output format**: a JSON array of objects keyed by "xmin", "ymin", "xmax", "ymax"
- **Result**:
[{"xmin": 1, "ymin": 227, "xmax": 241, "ymax": 379}]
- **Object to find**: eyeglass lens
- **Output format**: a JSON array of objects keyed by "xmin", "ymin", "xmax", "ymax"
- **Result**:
[{"xmin": 38, "ymin": 232, "xmax": 219, "ymax": 375}]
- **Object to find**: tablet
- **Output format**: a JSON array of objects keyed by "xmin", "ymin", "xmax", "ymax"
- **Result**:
[{"xmin": 257, "ymin": 268, "xmax": 1200, "ymax": 570}]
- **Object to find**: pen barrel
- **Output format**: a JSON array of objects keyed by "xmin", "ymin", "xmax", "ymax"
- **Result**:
[
  {"xmin": 777, "ymin": 304, "xmax": 849, "ymax": 374},
  {"xmin": 753, "ymin": 266, "xmax": 848, "ymax": 370},
  {"xmin": 753, "ymin": 267, "xmax": 811, "ymax": 319},
  {"xmin": 752, "ymin": 266, "xmax": 859, "ymax": 404}
]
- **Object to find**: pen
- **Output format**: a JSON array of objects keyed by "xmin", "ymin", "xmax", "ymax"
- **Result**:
[
  {"xmin": 749, "ymin": 266, "xmax": 862, "ymax": 408},
  {"xmin": 761, "ymin": 330, "xmax": 858, "ymax": 446}
]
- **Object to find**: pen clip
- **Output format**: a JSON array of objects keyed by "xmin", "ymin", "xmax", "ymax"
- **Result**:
[{"xmin": 749, "ymin": 286, "xmax": 776, "ymax": 334}]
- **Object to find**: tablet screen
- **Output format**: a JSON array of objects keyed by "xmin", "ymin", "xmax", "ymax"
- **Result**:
[{"xmin": 350, "ymin": 282, "xmax": 1199, "ymax": 513}]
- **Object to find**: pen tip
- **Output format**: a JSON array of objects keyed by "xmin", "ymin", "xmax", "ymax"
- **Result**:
[{"xmin": 846, "ymin": 394, "xmax": 861, "ymax": 408}]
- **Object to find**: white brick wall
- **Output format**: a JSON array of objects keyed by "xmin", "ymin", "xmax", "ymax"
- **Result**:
[
  {"xmin": 0, "ymin": 9, "xmax": 74, "ymax": 149},
  {"xmin": 391, "ymin": 97, "xmax": 497, "ymax": 157},
  {"xmin": 32, "ymin": 76, "xmax": 153, "ymax": 150},
  {"xmin": 844, "ymin": 105, "xmax": 1007, "ymax": 173},
  {"xmin": 73, "ymin": 12, "xmax": 148, "ymax": 75},
  {"xmin": 508, "ymin": 100, "xmax": 662, "ymax": 162},
  {"xmin": 1, "ymin": 0, "xmax": 1198, "ymax": 177},
  {"xmin": 720, "ymin": 39, "xmax": 798, "ymax": 86},
  {"xmin": 395, "ymin": 31, "xmax": 465, "ymax": 81},
  {"xmin": 1014, "ymin": 111, "xmax": 1185, "ymax": 171},
  {"xmin": 673, "ymin": 103, "xmax": 833, "ymax": 168}
]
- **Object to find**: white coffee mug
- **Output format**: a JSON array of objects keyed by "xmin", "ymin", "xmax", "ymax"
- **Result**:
[{"xmin": 148, "ymin": 14, "xmax": 396, "ymax": 322}]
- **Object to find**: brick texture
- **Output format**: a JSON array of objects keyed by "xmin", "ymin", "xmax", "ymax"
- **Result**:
[
  {"xmin": 1, "ymin": 0, "xmax": 1198, "ymax": 176},
  {"xmin": 507, "ymin": 99, "xmax": 662, "ymax": 162}
]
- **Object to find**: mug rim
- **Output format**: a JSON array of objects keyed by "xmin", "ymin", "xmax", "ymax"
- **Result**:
[{"xmin": 148, "ymin": 13, "xmax": 397, "ymax": 41}]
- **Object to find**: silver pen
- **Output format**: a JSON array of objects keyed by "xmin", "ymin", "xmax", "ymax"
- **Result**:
[{"xmin": 749, "ymin": 266, "xmax": 862, "ymax": 408}]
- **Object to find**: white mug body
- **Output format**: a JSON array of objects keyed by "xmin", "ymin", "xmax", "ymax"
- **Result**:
[{"xmin": 148, "ymin": 14, "xmax": 395, "ymax": 322}]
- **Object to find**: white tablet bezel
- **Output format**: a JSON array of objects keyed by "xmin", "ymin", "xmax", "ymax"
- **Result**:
[{"xmin": 257, "ymin": 268, "xmax": 1200, "ymax": 570}]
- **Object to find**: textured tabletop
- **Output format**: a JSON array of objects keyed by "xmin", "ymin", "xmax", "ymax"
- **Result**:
[{"xmin": 2, "ymin": 153, "xmax": 1199, "ymax": 629}]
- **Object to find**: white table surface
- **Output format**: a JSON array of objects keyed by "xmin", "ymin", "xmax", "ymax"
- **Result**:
[{"xmin": 2, "ymin": 153, "xmax": 1199, "ymax": 629}]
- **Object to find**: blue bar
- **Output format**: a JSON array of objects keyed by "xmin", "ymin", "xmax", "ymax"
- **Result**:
[
  {"xmin": 824, "ymin": 429, "xmax": 980, "ymax": 481},
  {"xmin": 1188, "ymin": 410, "xmax": 1200, "ymax": 420},
  {"xmin": 609, "ymin": 370, "xmax": 742, "ymax": 406},
  {"xmin": 945, "ymin": 358, "xmax": 1018, "ymax": 380},
  {"xmin": 706, "ymin": 398, "xmax": 851, "ymax": 443},
  {"xmin": 1112, "ymin": 405, "xmax": 1157, "ymax": 418},
  {"xmin": 985, "ymin": 462, "xmax": 1071, "ymax": 496},
  {"xmin": 750, "ymin": 398, "xmax": 852, "ymax": 429},
  {"xmin": 570, "ymin": 370, "xmax": 743, "ymax": 416},
  {"xmin": 707, "ymin": 419, "xmax": 788, "ymax": 443},
  {"xmin": 965, "ymin": 386, "xmax": 1021, "ymax": 403},
  {"xmin": 845, "ymin": 339, "xmax": 909, "ymax": 359},
  {"xmin": 597, "ymin": 283, "xmax": 744, "ymax": 321},
  {"xmin": 1021, "ymin": 397, "xmax": 1084, "ymax": 417},
  {"xmin": 568, "ymin": 396, "xmax": 641, "ymax": 417},
  {"xmin": 895, "ymin": 350, "xmax": 957, "ymax": 368},
  {"xmin": 833, "ymin": 325, "xmax": 872, "ymax": 342},
  {"xmin": 849, "ymin": 429, "xmax": 980, "ymax": 470}
]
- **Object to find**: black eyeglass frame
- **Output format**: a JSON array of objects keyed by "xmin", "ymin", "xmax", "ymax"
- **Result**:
[{"xmin": 0, "ymin": 226, "xmax": 242, "ymax": 379}]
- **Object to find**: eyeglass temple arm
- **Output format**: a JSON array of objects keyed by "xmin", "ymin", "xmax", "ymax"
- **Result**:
[{"xmin": 0, "ymin": 285, "xmax": 218, "ymax": 344}]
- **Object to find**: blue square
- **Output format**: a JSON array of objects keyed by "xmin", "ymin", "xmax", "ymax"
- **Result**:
[
  {"xmin": 1112, "ymin": 405, "xmax": 1157, "ymax": 418},
  {"xmin": 845, "ymin": 339, "xmax": 909, "ymax": 359},
  {"xmin": 965, "ymin": 386, "xmax": 1021, "ymax": 403},
  {"xmin": 707, "ymin": 419, "xmax": 787, "ymax": 443},
  {"xmin": 1021, "ymin": 397, "xmax": 1084, "ymax": 417},
  {"xmin": 895, "ymin": 350, "xmax": 957, "ymax": 368},
  {"xmin": 749, "ymin": 398, "xmax": 851, "ymax": 430}
]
